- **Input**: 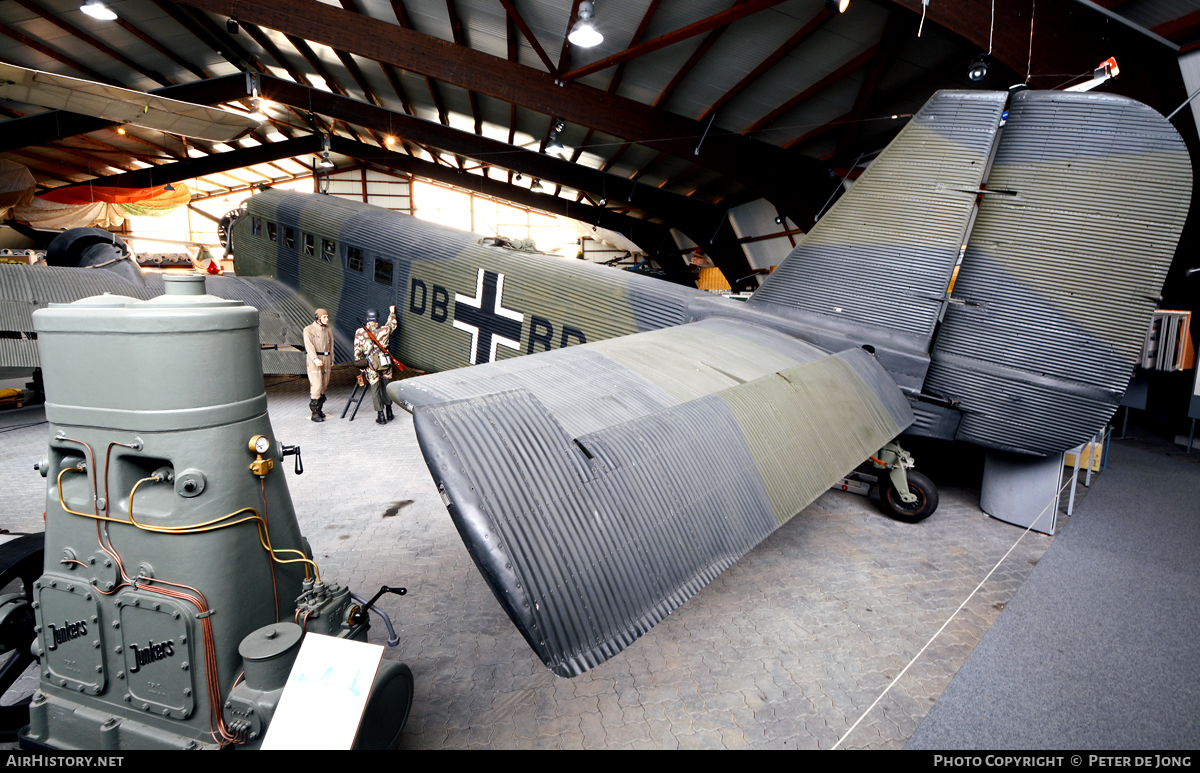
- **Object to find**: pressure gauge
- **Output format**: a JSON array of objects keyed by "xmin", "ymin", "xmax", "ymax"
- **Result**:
[{"xmin": 249, "ymin": 435, "xmax": 270, "ymax": 455}]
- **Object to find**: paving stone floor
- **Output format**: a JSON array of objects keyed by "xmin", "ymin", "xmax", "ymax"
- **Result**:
[{"xmin": 0, "ymin": 366, "xmax": 1073, "ymax": 750}]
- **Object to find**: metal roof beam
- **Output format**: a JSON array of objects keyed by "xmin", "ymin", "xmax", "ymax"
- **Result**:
[{"xmin": 51, "ymin": 136, "xmax": 324, "ymax": 190}]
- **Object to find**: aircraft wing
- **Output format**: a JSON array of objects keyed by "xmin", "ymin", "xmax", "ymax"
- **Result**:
[
  {"xmin": 0, "ymin": 63, "xmax": 259, "ymax": 142},
  {"xmin": 391, "ymin": 319, "xmax": 913, "ymax": 676}
]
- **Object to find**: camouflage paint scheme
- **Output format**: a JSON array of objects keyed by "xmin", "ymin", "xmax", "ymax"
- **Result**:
[
  {"xmin": 228, "ymin": 190, "xmax": 702, "ymax": 375},
  {"xmin": 1, "ymin": 89, "xmax": 1190, "ymax": 676}
]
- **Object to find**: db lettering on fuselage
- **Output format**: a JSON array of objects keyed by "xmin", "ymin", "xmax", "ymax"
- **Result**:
[{"xmin": 407, "ymin": 268, "xmax": 586, "ymax": 366}]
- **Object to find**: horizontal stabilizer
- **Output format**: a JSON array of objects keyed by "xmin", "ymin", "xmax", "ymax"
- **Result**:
[{"xmin": 397, "ymin": 323, "xmax": 911, "ymax": 675}]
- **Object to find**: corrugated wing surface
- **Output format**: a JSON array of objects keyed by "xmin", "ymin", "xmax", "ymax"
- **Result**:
[
  {"xmin": 407, "ymin": 323, "xmax": 911, "ymax": 676},
  {"xmin": 748, "ymin": 90, "xmax": 1007, "ymax": 342},
  {"xmin": 924, "ymin": 90, "xmax": 1192, "ymax": 455}
]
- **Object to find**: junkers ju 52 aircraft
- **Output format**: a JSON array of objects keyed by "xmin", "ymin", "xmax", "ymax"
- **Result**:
[{"xmin": 1, "ymin": 88, "xmax": 1191, "ymax": 677}]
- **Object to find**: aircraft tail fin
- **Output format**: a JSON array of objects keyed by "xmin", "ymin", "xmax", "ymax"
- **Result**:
[
  {"xmin": 751, "ymin": 89, "xmax": 1192, "ymax": 455},
  {"xmin": 924, "ymin": 90, "xmax": 1191, "ymax": 455},
  {"xmin": 748, "ymin": 90, "xmax": 1008, "ymax": 348}
]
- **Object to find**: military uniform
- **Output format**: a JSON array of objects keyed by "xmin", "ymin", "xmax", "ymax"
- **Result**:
[
  {"xmin": 353, "ymin": 306, "xmax": 398, "ymax": 424},
  {"xmin": 303, "ymin": 308, "xmax": 333, "ymax": 422}
]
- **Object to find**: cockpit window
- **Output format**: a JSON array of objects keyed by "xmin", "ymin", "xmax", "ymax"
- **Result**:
[{"xmin": 347, "ymin": 246, "xmax": 364, "ymax": 272}]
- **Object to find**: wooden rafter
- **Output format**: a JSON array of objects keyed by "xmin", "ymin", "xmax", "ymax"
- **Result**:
[
  {"xmin": 578, "ymin": 0, "xmax": 663, "ymax": 194},
  {"xmin": 882, "ymin": 0, "xmax": 1183, "ymax": 117},
  {"xmin": 741, "ymin": 46, "xmax": 877, "ymax": 137},
  {"xmin": 1154, "ymin": 11, "xmax": 1200, "ymax": 44},
  {"xmin": 443, "ymin": 0, "xmax": 483, "ymax": 136},
  {"xmin": 112, "ymin": 16, "xmax": 208, "ymax": 81},
  {"xmin": 696, "ymin": 7, "xmax": 833, "ymax": 125},
  {"xmin": 507, "ymin": 14, "xmax": 518, "ymax": 185},
  {"xmin": 556, "ymin": 0, "xmax": 584, "ymax": 76},
  {"xmin": 832, "ymin": 11, "xmax": 911, "ymax": 161},
  {"xmin": 390, "ymin": 1, "xmax": 450, "ymax": 125},
  {"xmin": 561, "ymin": 0, "xmax": 789, "ymax": 82},
  {"xmin": 497, "ymin": 0, "xmax": 559, "ymax": 76},
  {"xmin": 173, "ymin": 0, "xmax": 829, "ymax": 224},
  {"xmin": 0, "ymin": 21, "xmax": 117, "ymax": 84}
]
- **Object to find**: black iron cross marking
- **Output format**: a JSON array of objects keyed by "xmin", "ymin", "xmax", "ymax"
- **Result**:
[{"xmin": 453, "ymin": 269, "xmax": 524, "ymax": 365}]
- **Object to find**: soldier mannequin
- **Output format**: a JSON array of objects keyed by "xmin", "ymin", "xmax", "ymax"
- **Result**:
[
  {"xmin": 303, "ymin": 308, "xmax": 333, "ymax": 422},
  {"xmin": 354, "ymin": 305, "xmax": 398, "ymax": 425}
]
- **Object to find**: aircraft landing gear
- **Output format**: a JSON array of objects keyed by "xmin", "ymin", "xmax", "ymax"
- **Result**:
[
  {"xmin": 881, "ymin": 468, "xmax": 938, "ymax": 522},
  {"xmin": 0, "ymin": 533, "xmax": 44, "ymax": 742},
  {"xmin": 834, "ymin": 442, "xmax": 939, "ymax": 522}
]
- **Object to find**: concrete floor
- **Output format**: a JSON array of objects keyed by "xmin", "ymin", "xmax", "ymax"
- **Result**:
[{"xmin": 0, "ymin": 366, "xmax": 1066, "ymax": 749}]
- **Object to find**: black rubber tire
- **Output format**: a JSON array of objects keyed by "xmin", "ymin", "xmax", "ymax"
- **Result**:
[
  {"xmin": 880, "ymin": 469, "xmax": 939, "ymax": 522},
  {"xmin": 352, "ymin": 661, "xmax": 414, "ymax": 750},
  {"xmin": 0, "ymin": 534, "xmax": 44, "ymax": 742}
]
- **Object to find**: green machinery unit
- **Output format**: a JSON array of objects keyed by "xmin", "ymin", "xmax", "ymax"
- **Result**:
[{"xmin": 4, "ymin": 274, "xmax": 412, "ymax": 750}]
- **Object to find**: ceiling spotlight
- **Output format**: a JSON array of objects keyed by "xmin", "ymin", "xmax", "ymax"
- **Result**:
[
  {"xmin": 546, "ymin": 120, "xmax": 567, "ymax": 155},
  {"xmin": 318, "ymin": 152, "xmax": 335, "ymax": 169},
  {"xmin": 116, "ymin": 126, "xmax": 126, "ymax": 135},
  {"xmin": 164, "ymin": 182, "xmax": 176, "ymax": 192},
  {"xmin": 515, "ymin": 172, "xmax": 523, "ymax": 181},
  {"xmin": 568, "ymin": 1, "xmax": 603, "ymax": 48},
  {"xmin": 530, "ymin": 179, "xmax": 544, "ymax": 192},
  {"xmin": 968, "ymin": 54, "xmax": 989, "ymax": 82},
  {"xmin": 384, "ymin": 136, "xmax": 397, "ymax": 147},
  {"xmin": 227, "ymin": 17, "xmax": 240, "ymax": 35},
  {"xmin": 824, "ymin": 0, "xmax": 850, "ymax": 12},
  {"xmin": 598, "ymin": 198, "xmax": 606, "ymax": 206},
  {"xmin": 247, "ymin": 99, "xmax": 268, "ymax": 122},
  {"xmin": 80, "ymin": 1, "xmax": 118, "ymax": 20},
  {"xmin": 774, "ymin": 215, "xmax": 783, "ymax": 225}
]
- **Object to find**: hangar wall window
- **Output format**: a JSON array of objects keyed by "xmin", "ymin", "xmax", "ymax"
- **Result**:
[
  {"xmin": 251, "ymin": 217, "xmax": 261, "ymax": 236},
  {"xmin": 374, "ymin": 257, "xmax": 394, "ymax": 286},
  {"xmin": 303, "ymin": 233, "xmax": 314, "ymax": 256},
  {"xmin": 322, "ymin": 239, "xmax": 335, "ymax": 262},
  {"xmin": 283, "ymin": 227, "xmax": 295, "ymax": 248},
  {"xmin": 347, "ymin": 246, "xmax": 364, "ymax": 272},
  {"xmin": 267, "ymin": 222, "xmax": 277, "ymax": 242}
]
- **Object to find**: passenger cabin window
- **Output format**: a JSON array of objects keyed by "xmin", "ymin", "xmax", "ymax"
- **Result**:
[
  {"xmin": 283, "ymin": 227, "xmax": 295, "ymax": 248},
  {"xmin": 303, "ymin": 234, "xmax": 314, "ymax": 256},
  {"xmin": 251, "ymin": 216, "xmax": 261, "ymax": 236},
  {"xmin": 322, "ymin": 239, "xmax": 336, "ymax": 262},
  {"xmin": 374, "ymin": 257, "xmax": 394, "ymax": 286},
  {"xmin": 267, "ymin": 222, "xmax": 277, "ymax": 242},
  {"xmin": 346, "ymin": 246, "xmax": 364, "ymax": 273}
]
